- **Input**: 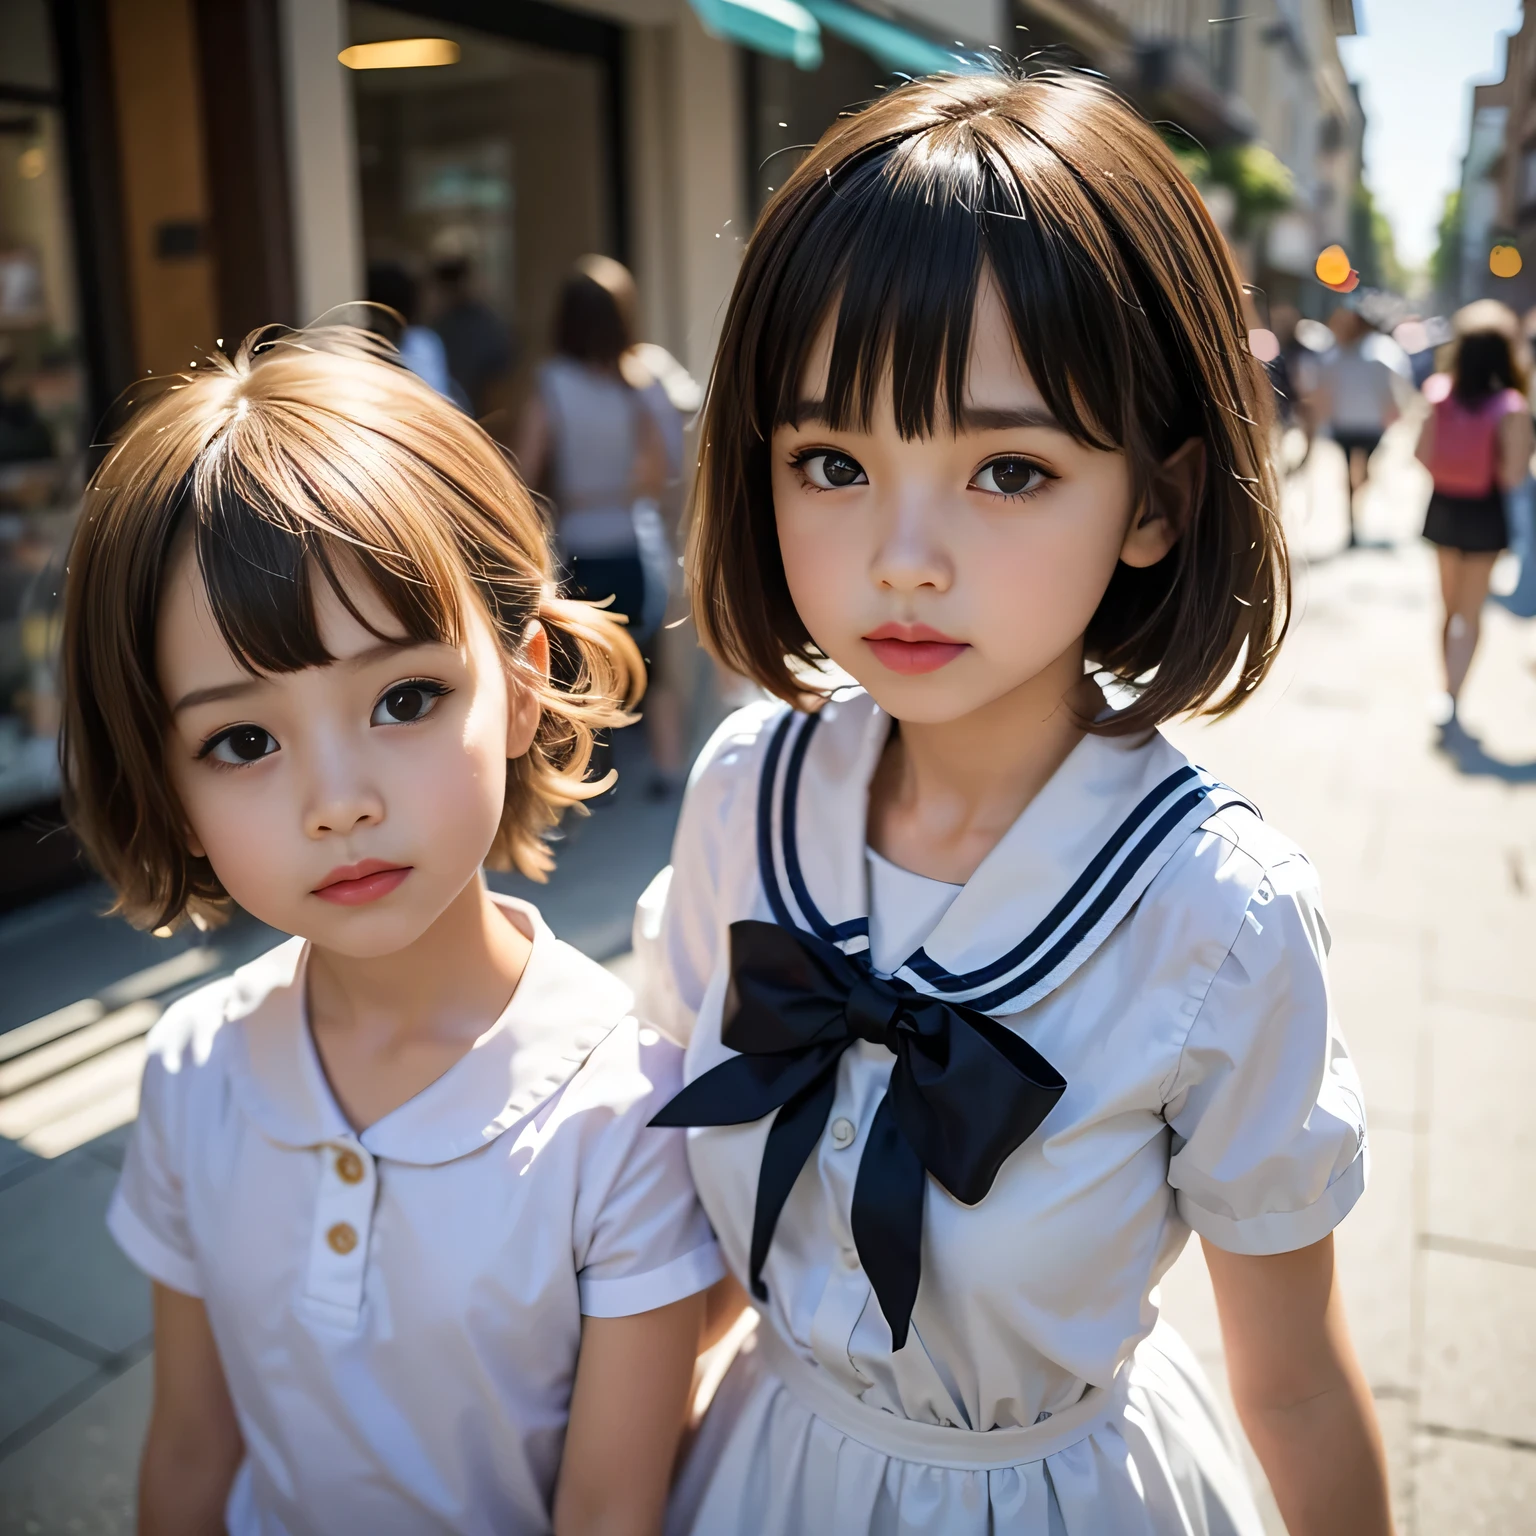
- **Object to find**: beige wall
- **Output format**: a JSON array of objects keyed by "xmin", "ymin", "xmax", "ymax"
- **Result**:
[
  {"xmin": 280, "ymin": 0, "xmax": 364, "ymax": 323},
  {"xmin": 106, "ymin": 0, "xmax": 217, "ymax": 373}
]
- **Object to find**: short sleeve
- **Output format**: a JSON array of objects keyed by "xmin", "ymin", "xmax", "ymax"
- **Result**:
[
  {"xmin": 572, "ymin": 1024, "xmax": 724, "ymax": 1318},
  {"xmin": 632, "ymin": 703, "xmax": 776, "ymax": 1045},
  {"xmin": 1163, "ymin": 854, "xmax": 1367, "ymax": 1255},
  {"xmin": 106, "ymin": 1046, "xmax": 203, "ymax": 1296}
]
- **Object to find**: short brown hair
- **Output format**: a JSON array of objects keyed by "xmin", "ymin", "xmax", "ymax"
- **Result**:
[
  {"xmin": 688, "ymin": 69, "xmax": 1287, "ymax": 732},
  {"xmin": 61, "ymin": 326, "xmax": 642, "ymax": 931}
]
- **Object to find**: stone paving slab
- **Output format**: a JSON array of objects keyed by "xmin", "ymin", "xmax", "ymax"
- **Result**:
[
  {"xmin": 0, "ymin": 1356, "xmax": 148, "ymax": 1535},
  {"xmin": 0, "ymin": 1324, "xmax": 97, "ymax": 1449},
  {"xmin": 1419, "ymin": 1250, "xmax": 1536, "ymax": 1445},
  {"xmin": 0, "ymin": 1154, "xmax": 150, "ymax": 1359}
]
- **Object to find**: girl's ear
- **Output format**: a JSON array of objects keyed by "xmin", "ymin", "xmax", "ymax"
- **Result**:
[
  {"xmin": 1120, "ymin": 437, "xmax": 1205, "ymax": 569},
  {"xmin": 505, "ymin": 621, "xmax": 550, "ymax": 760}
]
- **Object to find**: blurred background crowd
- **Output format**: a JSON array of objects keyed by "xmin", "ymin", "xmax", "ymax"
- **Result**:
[{"xmin": 4, "ymin": 2, "xmax": 1536, "ymax": 1531}]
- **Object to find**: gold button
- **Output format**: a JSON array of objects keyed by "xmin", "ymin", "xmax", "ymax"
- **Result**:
[
  {"xmin": 326, "ymin": 1222, "xmax": 358, "ymax": 1256},
  {"xmin": 335, "ymin": 1150, "xmax": 364, "ymax": 1185}
]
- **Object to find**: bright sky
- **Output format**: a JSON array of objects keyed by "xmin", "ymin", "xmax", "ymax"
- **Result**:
[{"xmin": 1339, "ymin": 0, "xmax": 1523, "ymax": 270}]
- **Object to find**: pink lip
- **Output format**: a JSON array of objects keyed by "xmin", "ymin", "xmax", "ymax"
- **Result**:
[
  {"xmin": 312, "ymin": 860, "xmax": 413, "ymax": 906},
  {"xmin": 862, "ymin": 623, "xmax": 970, "ymax": 676}
]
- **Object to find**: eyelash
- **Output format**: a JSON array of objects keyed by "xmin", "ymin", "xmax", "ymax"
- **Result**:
[
  {"xmin": 193, "ymin": 678, "xmax": 454, "ymax": 771},
  {"xmin": 787, "ymin": 448, "xmax": 1055, "ymax": 502}
]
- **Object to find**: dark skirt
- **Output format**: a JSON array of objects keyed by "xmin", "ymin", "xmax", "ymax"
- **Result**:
[
  {"xmin": 566, "ymin": 553, "xmax": 654, "ymax": 647},
  {"xmin": 1423, "ymin": 488, "xmax": 1508, "ymax": 553}
]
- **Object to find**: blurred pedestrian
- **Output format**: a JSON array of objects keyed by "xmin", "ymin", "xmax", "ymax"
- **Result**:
[
  {"xmin": 429, "ymin": 235, "xmax": 518, "ymax": 420},
  {"xmin": 1313, "ymin": 302, "xmax": 1411, "ymax": 548},
  {"xmin": 1265, "ymin": 304, "xmax": 1315, "ymax": 440},
  {"xmin": 516, "ymin": 256, "xmax": 689, "ymax": 787},
  {"xmin": 1493, "ymin": 306, "xmax": 1536, "ymax": 619},
  {"xmin": 365, "ymin": 260, "xmax": 470, "ymax": 409},
  {"xmin": 1415, "ymin": 299, "xmax": 1534, "ymax": 735}
]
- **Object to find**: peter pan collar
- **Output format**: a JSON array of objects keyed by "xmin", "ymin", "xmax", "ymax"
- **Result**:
[
  {"xmin": 758, "ymin": 692, "xmax": 1254, "ymax": 1015},
  {"xmin": 225, "ymin": 894, "xmax": 630, "ymax": 1164}
]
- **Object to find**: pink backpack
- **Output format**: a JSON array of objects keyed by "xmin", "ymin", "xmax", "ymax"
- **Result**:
[{"xmin": 1426, "ymin": 373, "xmax": 1524, "ymax": 498}]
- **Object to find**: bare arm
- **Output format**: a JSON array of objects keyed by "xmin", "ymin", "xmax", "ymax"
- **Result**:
[
  {"xmin": 553, "ymin": 1292, "xmax": 705, "ymax": 1536},
  {"xmin": 139, "ymin": 1284, "xmax": 243, "ymax": 1536},
  {"xmin": 699, "ymin": 1272, "xmax": 751, "ymax": 1353},
  {"xmin": 1498, "ymin": 407, "xmax": 1533, "ymax": 490},
  {"xmin": 1414, "ymin": 406, "xmax": 1436, "ymax": 471},
  {"xmin": 1204, "ymin": 1236, "xmax": 1393, "ymax": 1536},
  {"xmin": 515, "ymin": 394, "xmax": 552, "ymax": 495}
]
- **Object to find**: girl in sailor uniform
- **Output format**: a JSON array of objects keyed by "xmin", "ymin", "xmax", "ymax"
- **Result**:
[
  {"xmin": 58, "ymin": 327, "xmax": 722, "ymax": 1535},
  {"xmin": 635, "ymin": 71, "xmax": 1393, "ymax": 1536}
]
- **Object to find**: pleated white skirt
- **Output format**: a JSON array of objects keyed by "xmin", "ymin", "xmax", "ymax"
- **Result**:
[{"xmin": 668, "ymin": 1321, "xmax": 1266, "ymax": 1536}]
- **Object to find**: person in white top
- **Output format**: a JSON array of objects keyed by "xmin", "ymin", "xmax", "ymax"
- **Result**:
[
  {"xmin": 57, "ymin": 326, "xmax": 722, "ymax": 1535},
  {"xmin": 635, "ymin": 72, "xmax": 1393, "ymax": 1536}
]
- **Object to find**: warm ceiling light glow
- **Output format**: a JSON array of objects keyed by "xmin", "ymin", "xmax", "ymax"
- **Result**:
[{"xmin": 338, "ymin": 38, "xmax": 460, "ymax": 70}]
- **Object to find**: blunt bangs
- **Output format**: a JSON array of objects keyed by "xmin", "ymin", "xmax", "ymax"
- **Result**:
[
  {"xmin": 189, "ymin": 442, "xmax": 467, "ymax": 680},
  {"xmin": 690, "ymin": 67, "xmax": 1286, "ymax": 734}
]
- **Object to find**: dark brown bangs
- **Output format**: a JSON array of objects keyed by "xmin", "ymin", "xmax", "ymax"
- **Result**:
[
  {"xmin": 190, "ymin": 453, "xmax": 460, "ymax": 678},
  {"xmin": 758, "ymin": 94, "xmax": 1199, "ymax": 461},
  {"xmin": 689, "ymin": 68, "xmax": 1286, "ymax": 731}
]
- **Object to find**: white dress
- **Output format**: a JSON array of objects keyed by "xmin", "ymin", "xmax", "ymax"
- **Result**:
[
  {"xmin": 634, "ymin": 694, "xmax": 1367, "ymax": 1536},
  {"xmin": 108, "ymin": 894, "xmax": 723, "ymax": 1536}
]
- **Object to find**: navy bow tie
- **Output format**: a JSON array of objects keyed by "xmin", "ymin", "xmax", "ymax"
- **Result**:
[{"xmin": 651, "ymin": 920, "xmax": 1066, "ymax": 1350}]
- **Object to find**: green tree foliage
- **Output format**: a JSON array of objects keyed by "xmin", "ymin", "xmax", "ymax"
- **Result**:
[
  {"xmin": 1350, "ymin": 183, "xmax": 1406, "ymax": 293},
  {"xmin": 1431, "ymin": 189, "xmax": 1462, "ymax": 306},
  {"xmin": 1209, "ymin": 144, "xmax": 1295, "ymax": 234}
]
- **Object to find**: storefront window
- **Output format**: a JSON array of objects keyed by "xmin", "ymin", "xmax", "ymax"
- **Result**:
[
  {"xmin": 348, "ymin": 1, "xmax": 621, "ymax": 426},
  {"xmin": 0, "ymin": 2, "xmax": 86, "ymax": 819},
  {"xmin": 744, "ymin": 33, "xmax": 885, "ymax": 214}
]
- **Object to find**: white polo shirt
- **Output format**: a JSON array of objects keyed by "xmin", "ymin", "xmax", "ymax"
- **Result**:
[{"xmin": 107, "ymin": 894, "xmax": 723, "ymax": 1536}]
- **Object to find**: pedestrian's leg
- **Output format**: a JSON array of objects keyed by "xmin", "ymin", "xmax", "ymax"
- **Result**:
[
  {"xmin": 1347, "ymin": 446, "xmax": 1367, "ymax": 547},
  {"xmin": 1443, "ymin": 550, "xmax": 1499, "ymax": 704},
  {"xmin": 1436, "ymin": 547, "xmax": 1461, "ymax": 703}
]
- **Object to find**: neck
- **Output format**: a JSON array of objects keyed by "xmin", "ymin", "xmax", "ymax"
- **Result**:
[
  {"xmin": 305, "ymin": 876, "xmax": 531, "ymax": 1049},
  {"xmin": 868, "ymin": 645, "xmax": 1097, "ymax": 882}
]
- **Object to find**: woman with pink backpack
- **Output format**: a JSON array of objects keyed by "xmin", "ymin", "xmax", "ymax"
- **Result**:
[{"xmin": 1416, "ymin": 301, "xmax": 1534, "ymax": 736}]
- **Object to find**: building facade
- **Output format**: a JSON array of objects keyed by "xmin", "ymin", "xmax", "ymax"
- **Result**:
[
  {"xmin": 1012, "ymin": 0, "xmax": 1363, "ymax": 314},
  {"xmin": 1, "ymin": 0, "xmax": 1361, "ymax": 906}
]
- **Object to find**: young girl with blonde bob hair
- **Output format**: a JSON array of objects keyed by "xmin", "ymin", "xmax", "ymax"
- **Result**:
[
  {"xmin": 61, "ymin": 327, "xmax": 722, "ymax": 1535},
  {"xmin": 638, "ymin": 69, "xmax": 1394, "ymax": 1536}
]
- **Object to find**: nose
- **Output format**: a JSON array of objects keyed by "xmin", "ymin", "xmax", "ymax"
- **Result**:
[
  {"xmin": 302, "ymin": 743, "xmax": 384, "ymax": 841},
  {"xmin": 870, "ymin": 485, "xmax": 952, "ymax": 596}
]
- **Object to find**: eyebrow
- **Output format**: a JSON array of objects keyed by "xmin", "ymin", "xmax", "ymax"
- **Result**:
[
  {"xmin": 792, "ymin": 398, "xmax": 1066, "ymax": 434},
  {"xmin": 169, "ymin": 638, "xmax": 424, "ymax": 716}
]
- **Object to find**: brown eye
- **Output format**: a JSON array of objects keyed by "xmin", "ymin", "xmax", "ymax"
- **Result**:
[
  {"xmin": 371, "ymin": 681, "xmax": 448, "ymax": 727},
  {"xmin": 799, "ymin": 450, "xmax": 868, "ymax": 490},
  {"xmin": 205, "ymin": 725, "xmax": 277, "ymax": 765},
  {"xmin": 973, "ymin": 457, "xmax": 1046, "ymax": 498}
]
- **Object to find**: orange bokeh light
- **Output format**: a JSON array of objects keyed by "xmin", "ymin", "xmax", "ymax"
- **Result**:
[
  {"xmin": 1491, "ymin": 245, "xmax": 1523, "ymax": 279},
  {"xmin": 1315, "ymin": 245, "xmax": 1351, "ymax": 286}
]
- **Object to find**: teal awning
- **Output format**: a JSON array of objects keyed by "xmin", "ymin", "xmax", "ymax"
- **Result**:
[
  {"xmin": 689, "ymin": 0, "xmax": 975, "ymax": 77},
  {"xmin": 690, "ymin": 0, "xmax": 822, "ymax": 69},
  {"xmin": 803, "ymin": 1, "xmax": 970, "ymax": 78}
]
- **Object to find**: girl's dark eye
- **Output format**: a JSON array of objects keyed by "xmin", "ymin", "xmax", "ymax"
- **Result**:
[
  {"xmin": 371, "ymin": 681, "xmax": 448, "ymax": 727},
  {"xmin": 973, "ymin": 457, "xmax": 1047, "ymax": 498},
  {"xmin": 204, "ymin": 725, "xmax": 277, "ymax": 766},
  {"xmin": 798, "ymin": 450, "xmax": 868, "ymax": 490}
]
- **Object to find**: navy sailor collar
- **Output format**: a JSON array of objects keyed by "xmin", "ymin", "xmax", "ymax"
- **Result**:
[{"xmin": 755, "ymin": 691, "xmax": 1254, "ymax": 1016}]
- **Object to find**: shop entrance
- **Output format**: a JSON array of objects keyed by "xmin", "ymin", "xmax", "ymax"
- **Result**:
[{"xmin": 348, "ymin": 1, "xmax": 624, "ymax": 432}]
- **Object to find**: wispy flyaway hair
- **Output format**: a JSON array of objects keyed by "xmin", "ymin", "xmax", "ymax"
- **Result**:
[
  {"xmin": 689, "ymin": 68, "xmax": 1287, "ymax": 729},
  {"xmin": 62, "ymin": 326, "xmax": 641, "ymax": 930}
]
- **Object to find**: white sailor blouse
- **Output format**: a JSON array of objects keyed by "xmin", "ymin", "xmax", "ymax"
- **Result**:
[{"xmin": 635, "ymin": 692, "xmax": 1366, "ymax": 1532}]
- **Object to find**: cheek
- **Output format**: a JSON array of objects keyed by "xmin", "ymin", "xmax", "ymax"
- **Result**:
[
  {"xmin": 169, "ymin": 763, "xmax": 297, "ymax": 908},
  {"xmin": 774, "ymin": 485, "xmax": 861, "ymax": 634},
  {"xmin": 414, "ymin": 690, "xmax": 510, "ymax": 849}
]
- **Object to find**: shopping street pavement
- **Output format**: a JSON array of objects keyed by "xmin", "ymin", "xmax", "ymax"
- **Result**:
[{"xmin": 2, "ymin": 421, "xmax": 1535, "ymax": 1531}]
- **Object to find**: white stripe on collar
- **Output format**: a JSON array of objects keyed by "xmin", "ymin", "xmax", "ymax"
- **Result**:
[{"xmin": 756, "ymin": 693, "xmax": 1255, "ymax": 1016}]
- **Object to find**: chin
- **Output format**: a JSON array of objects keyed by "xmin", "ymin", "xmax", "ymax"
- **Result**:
[{"xmin": 857, "ymin": 675, "xmax": 1000, "ymax": 725}]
